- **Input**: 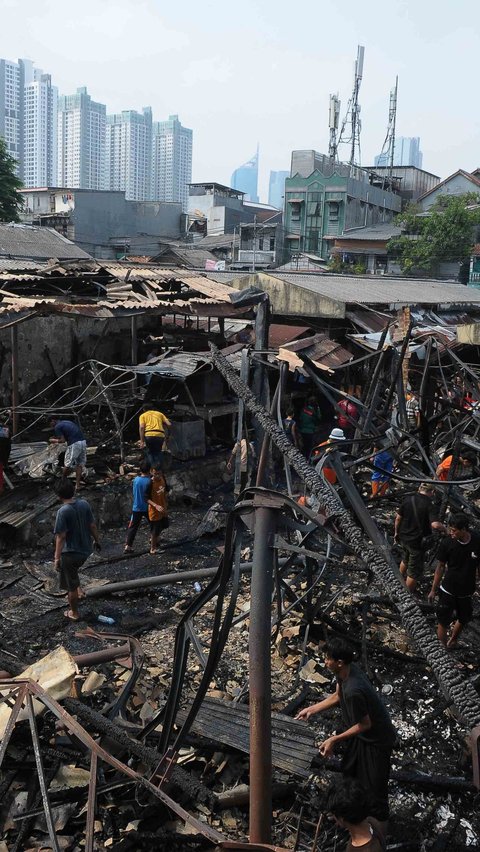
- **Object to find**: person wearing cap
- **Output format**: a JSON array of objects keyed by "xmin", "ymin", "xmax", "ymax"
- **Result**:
[
  {"xmin": 312, "ymin": 427, "xmax": 346, "ymax": 485},
  {"xmin": 394, "ymin": 484, "xmax": 446, "ymax": 592}
]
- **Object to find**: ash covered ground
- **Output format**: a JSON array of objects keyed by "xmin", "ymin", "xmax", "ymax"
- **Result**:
[{"xmin": 0, "ymin": 463, "xmax": 479, "ymax": 851}]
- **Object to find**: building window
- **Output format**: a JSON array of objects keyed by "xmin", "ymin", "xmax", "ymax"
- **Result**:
[{"xmin": 269, "ymin": 237, "xmax": 275, "ymax": 251}]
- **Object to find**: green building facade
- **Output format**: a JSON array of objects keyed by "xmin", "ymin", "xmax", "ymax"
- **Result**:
[{"xmin": 284, "ymin": 154, "xmax": 401, "ymax": 261}]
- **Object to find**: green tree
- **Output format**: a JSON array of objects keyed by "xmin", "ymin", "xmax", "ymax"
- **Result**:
[
  {"xmin": 0, "ymin": 137, "xmax": 23, "ymax": 222},
  {"xmin": 388, "ymin": 193, "xmax": 480, "ymax": 277}
]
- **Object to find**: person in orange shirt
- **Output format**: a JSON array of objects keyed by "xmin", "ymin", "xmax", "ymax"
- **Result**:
[{"xmin": 436, "ymin": 452, "xmax": 472, "ymax": 482}]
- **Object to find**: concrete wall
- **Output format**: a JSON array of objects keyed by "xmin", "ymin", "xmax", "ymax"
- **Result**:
[
  {"xmin": 0, "ymin": 312, "xmax": 163, "ymax": 410},
  {"xmin": 233, "ymin": 271, "xmax": 344, "ymax": 319},
  {"xmin": 72, "ymin": 193, "xmax": 182, "ymax": 257}
]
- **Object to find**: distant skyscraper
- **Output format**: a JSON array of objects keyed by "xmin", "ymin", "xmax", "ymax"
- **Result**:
[
  {"xmin": 23, "ymin": 69, "xmax": 57, "ymax": 187},
  {"xmin": 57, "ymin": 87, "xmax": 106, "ymax": 190},
  {"xmin": 152, "ymin": 114, "xmax": 192, "ymax": 211},
  {"xmin": 268, "ymin": 170, "xmax": 289, "ymax": 209},
  {"xmin": 231, "ymin": 148, "xmax": 259, "ymax": 202},
  {"xmin": 106, "ymin": 107, "xmax": 152, "ymax": 201},
  {"xmin": 0, "ymin": 58, "xmax": 25, "ymax": 174},
  {"xmin": 0, "ymin": 57, "xmax": 57, "ymax": 184},
  {"xmin": 374, "ymin": 136, "xmax": 423, "ymax": 169}
]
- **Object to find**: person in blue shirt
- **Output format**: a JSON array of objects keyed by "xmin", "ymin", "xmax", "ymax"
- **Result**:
[
  {"xmin": 371, "ymin": 445, "xmax": 394, "ymax": 499},
  {"xmin": 50, "ymin": 417, "xmax": 87, "ymax": 491},
  {"xmin": 124, "ymin": 459, "xmax": 151, "ymax": 552}
]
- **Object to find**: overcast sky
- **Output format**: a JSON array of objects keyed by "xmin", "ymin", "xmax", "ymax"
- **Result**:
[{"xmin": 1, "ymin": 0, "xmax": 478, "ymax": 201}]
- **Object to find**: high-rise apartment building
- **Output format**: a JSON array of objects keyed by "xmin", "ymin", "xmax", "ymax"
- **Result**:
[
  {"xmin": 231, "ymin": 149, "xmax": 259, "ymax": 202},
  {"xmin": 268, "ymin": 170, "xmax": 289, "ymax": 209},
  {"xmin": 0, "ymin": 58, "xmax": 26, "ymax": 172},
  {"xmin": 57, "ymin": 87, "xmax": 106, "ymax": 190},
  {"xmin": 151, "ymin": 114, "xmax": 192, "ymax": 211},
  {"xmin": 374, "ymin": 136, "xmax": 423, "ymax": 169},
  {"xmin": 23, "ymin": 69, "xmax": 58, "ymax": 187},
  {"xmin": 105, "ymin": 107, "xmax": 152, "ymax": 201}
]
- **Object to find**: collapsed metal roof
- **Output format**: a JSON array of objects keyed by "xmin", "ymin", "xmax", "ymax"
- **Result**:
[{"xmin": 0, "ymin": 260, "xmax": 256, "ymax": 322}]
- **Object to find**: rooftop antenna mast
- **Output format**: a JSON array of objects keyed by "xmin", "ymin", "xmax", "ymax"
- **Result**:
[
  {"xmin": 338, "ymin": 45, "xmax": 365, "ymax": 169},
  {"xmin": 328, "ymin": 94, "xmax": 341, "ymax": 163},
  {"xmin": 376, "ymin": 77, "xmax": 398, "ymax": 185}
]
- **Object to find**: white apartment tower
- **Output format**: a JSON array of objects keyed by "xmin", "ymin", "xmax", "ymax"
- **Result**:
[
  {"xmin": 23, "ymin": 69, "xmax": 57, "ymax": 187},
  {"xmin": 152, "ymin": 114, "xmax": 192, "ymax": 211},
  {"xmin": 105, "ymin": 107, "xmax": 152, "ymax": 201},
  {"xmin": 57, "ymin": 87, "xmax": 106, "ymax": 190}
]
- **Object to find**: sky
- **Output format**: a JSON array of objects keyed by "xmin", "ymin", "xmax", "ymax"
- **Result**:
[{"xmin": 1, "ymin": 0, "xmax": 479, "ymax": 201}]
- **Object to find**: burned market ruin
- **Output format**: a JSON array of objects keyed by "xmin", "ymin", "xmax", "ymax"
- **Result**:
[{"xmin": 1, "ymin": 251, "xmax": 480, "ymax": 851}]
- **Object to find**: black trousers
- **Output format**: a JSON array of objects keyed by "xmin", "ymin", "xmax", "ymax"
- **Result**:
[
  {"xmin": 126, "ymin": 511, "xmax": 148, "ymax": 546},
  {"xmin": 341, "ymin": 737, "xmax": 393, "ymax": 822}
]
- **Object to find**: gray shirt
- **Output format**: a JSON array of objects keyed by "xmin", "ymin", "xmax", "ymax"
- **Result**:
[{"xmin": 54, "ymin": 499, "xmax": 94, "ymax": 556}]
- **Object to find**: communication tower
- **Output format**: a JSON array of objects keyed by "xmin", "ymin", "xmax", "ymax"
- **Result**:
[
  {"xmin": 377, "ymin": 77, "xmax": 399, "ymax": 176},
  {"xmin": 338, "ymin": 45, "xmax": 365, "ymax": 168},
  {"xmin": 328, "ymin": 94, "xmax": 341, "ymax": 163}
]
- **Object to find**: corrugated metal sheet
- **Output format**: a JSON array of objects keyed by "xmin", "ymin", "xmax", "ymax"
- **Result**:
[
  {"xmin": 0, "ymin": 224, "xmax": 91, "ymax": 261},
  {"xmin": 278, "ymin": 333, "xmax": 353, "ymax": 373},
  {"xmin": 0, "ymin": 483, "xmax": 58, "ymax": 528},
  {"xmin": 260, "ymin": 272, "xmax": 480, "ymax": 307},
  {"xmin": 269, "ymin": 324, "xmax": 311, "ymax": 348}
]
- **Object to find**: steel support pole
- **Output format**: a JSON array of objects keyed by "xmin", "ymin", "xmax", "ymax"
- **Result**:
[
  {"xmin": 11, "ymin": 324, "xmax": 19, "ymax": 436},
  {"xmin": 249, "ymin": 501, "xmax": 275, "ymax": 844}
]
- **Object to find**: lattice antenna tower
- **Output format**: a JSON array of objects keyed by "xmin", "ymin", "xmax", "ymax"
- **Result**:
[
  {"xmin": 328, "ymin": 94, "xmax": 341, "ymax": 163},
  {"xmin": 338, "ymin": 45, "xmax": 365, "ymax": 167},
  {"xmin": 378, "ymin": 77, "xmax": 399, "ymax": 176}
]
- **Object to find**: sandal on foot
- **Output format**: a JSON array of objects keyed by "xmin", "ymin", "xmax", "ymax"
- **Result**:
[
  {"xmin": 64, "ymin": 610, "xmax": 79, "ymax": 621},
  {"xmin": 124, "ymin": 546, "xmax": 133, "ymax": 553}
]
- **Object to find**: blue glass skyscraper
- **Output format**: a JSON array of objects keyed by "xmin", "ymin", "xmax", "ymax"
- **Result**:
[{"xmin": 231, "ymin": 147, "xmax": 259, "ymax": 202}]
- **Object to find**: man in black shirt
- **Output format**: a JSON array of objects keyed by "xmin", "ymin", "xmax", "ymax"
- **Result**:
[
  {"xmin": 394, "ymin": 483, "xmax": 446, "ymax": 591},
  {"xmin": 428, "ymin": 513, "xmax": 480, "ymax": 648},
  {"xmin": 296, "ymin": 638, "xmax": 395, "ymax": 832}
]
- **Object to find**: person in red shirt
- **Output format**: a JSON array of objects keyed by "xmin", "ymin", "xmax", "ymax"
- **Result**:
[{"xmin": 337, "ymin": 397, "xmax": 359, "ymax": 439}]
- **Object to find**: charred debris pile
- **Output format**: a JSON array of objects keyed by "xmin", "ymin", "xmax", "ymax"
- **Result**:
[{"xmin": 1, "ymin": 317, "xmax": 480, "ymax": 850}]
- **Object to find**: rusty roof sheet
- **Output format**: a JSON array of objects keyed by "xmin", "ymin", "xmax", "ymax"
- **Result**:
[{"xmin": 278, "ymin": 333, "xmax": 354, "ymax": 374}]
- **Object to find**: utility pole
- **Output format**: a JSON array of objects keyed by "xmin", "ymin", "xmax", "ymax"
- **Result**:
[{"xmin": 252, "ymin": 215, "xmax": 257, "ymax": 273}]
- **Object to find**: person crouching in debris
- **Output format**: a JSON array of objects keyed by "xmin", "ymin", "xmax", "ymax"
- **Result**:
[
  {"xmin": 311, "ymin": 427, "xmax": 346, "ymax": 485},
  {"xmin": 325, "ymin": 777, "xmax": 387, "ymax": 851},
  {"xmin": 53, "ymin": 479, "xmax": 101, "ymax": 621},
  {"xmin": 147, "ymin": 466, "xmax": 169, "ymax": 554},
  {"xmin": 394, "ymin": 483, "xmax": 446, "ymax": 592},
  {"xmin": 295, "ymin": 638, "xmax": 395, "ymax": 835},
  {"xmin": 124, "ymin": 459, "xmax": 151, "ymax": 553},
  {"xmin": 49, "ymin": 417, "xmax": 87, "ymax": 491},
  {"xmin": 371, "ymin": 445, "xmax": 393, "ymax": 499},
  {"xmin": 428, "ymin": 513, "xmax": 480, "ymax": 649}
]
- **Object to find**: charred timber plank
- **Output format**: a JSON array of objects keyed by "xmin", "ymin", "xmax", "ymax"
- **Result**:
[
  {"xmin": 176, "ymin": 699, "xmax": 317, "ymax": 777},
  {"xmin": 210, "ymin": 344, "xmax": 480, "ymax": 729}
]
